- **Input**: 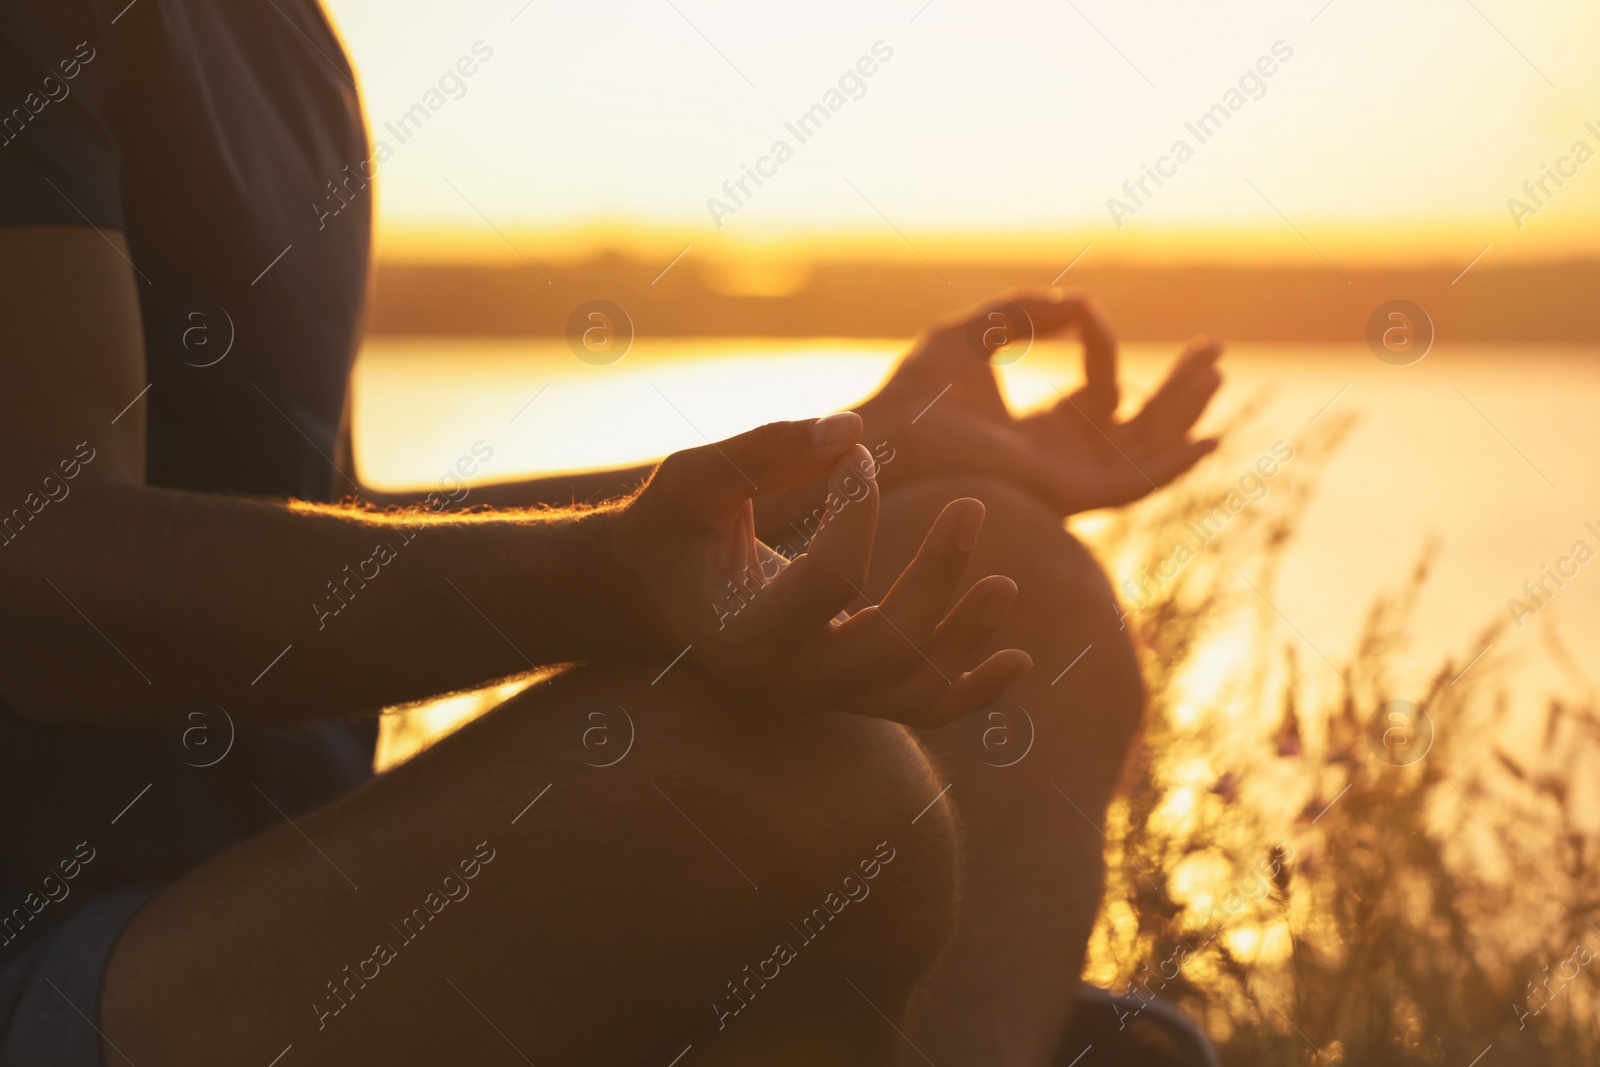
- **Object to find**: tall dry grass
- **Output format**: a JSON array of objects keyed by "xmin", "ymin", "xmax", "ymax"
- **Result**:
[{"xmin": 1078, "ymin": 406, "xmax": 1600, "ymax": 1065}]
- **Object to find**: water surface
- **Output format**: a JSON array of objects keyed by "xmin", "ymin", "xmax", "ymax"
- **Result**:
[{"xmin": 353, "ymin": 339, "xmax": 1600, "ymax": 742}]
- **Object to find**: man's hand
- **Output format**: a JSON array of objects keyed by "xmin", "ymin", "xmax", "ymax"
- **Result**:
[
  {"xmin": 856, "ymin": 288, "xmax": 1223, "ymax": 515},
  {"xmin": 609, "ymin": 413, "xmax": 1033, "ymax": 727}
]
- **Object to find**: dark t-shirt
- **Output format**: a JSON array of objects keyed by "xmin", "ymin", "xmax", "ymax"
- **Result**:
[{"xmin": 0, "ymin": 0, "xmax": 376, "ymax": 955}]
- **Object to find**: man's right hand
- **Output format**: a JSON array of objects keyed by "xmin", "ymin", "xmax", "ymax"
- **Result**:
[
  {"xmin": 608, "ymin": 413, "xmax": 1033, "ymax": 728},
  {"xmin": 0, "ymin": 225, "xmax": 1025, "ymax": 730}
]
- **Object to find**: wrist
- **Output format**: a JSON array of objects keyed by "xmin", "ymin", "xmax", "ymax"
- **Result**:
[{"xmin": 587, "ymin": 503, "xmax": 672, "ymax": 657}]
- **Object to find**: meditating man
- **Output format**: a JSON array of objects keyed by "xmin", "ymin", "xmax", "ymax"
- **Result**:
[{"xmin": 0, "ymin": 2, "xmax": 1221, "ymax": 1064}]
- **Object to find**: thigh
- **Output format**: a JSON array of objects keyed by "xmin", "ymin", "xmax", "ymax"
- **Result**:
[{"xmin": 100, "ymin": 659, "xmax": 959, "ymax": 1067}]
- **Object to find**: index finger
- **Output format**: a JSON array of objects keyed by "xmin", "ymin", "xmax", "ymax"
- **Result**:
[{"xmin": 741, "ymin": 445, "xmax": 881, "ymax": 642}]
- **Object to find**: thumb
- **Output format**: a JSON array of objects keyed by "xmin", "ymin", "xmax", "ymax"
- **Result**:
[{"xmin": 653, "ymin": 412, "xmax": 863, "ymax": 521}]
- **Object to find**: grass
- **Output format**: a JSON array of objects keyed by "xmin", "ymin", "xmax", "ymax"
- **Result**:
[{"xmin": 1077, "ymin": 406, "xmax": 1600, "ymax": 1066}]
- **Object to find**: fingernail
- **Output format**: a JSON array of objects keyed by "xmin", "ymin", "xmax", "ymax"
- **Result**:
[
  {"xmin": 979, "ymin": 582, "xmax": 1018, "ymax": 629},
  {"xmin": 1002, "ymin": 652, "xmax": 1034, "ymax": 682},
  {"xmin": 953, "ymin": 502, "xmax": 984, "ymax": 552},
  {"xmin": 811, "ymin": 411, "xmax": 861, "ymax": 448}
]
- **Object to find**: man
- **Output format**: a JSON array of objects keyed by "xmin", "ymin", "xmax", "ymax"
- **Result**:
[{"xmin": 0, "ymin": 2, "xmax": 1222, "ymax": 1064}]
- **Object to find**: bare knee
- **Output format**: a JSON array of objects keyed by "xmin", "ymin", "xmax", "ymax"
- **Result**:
[
  {"xmin": 878, "ymin": 473, "xmax": 1141, "ymax": 659},
  {"xmin": 876, "ymin": 474, "xmax": 1147, "ymax": 768}
]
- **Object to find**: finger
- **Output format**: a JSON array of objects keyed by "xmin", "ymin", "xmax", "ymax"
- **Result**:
[
  {"xmin": 1142, "ymin": 438, "xmax": 1220, "ymax": 487},
  {"xmin": 1054, "ymin": 436, "xmax": 1220, "ymax": 512},
  {"xmin": 876, "ymin": 499, "xmax": 985, "ymax": 639},
  {"xmin": 857, "ymin": 648, "xmax": 1033, "ymax": 729},
  {"xmin": 1153, "ymin": 366, "xmax": 1223, "ymax": 447},
  {"xmin": 924, "ymin": 289, "xmax": 1117, "ymax": 416},
  {"xmin": 919, "ymin": 650, "xmax": 1034, "ymax": 727},
  {"xmin": 772, "ymin": 605, "xmax": 928, "ymax": 705},
  {"xmin": 742, "ymin": 444, "xmax": 880, "ymax": 639},
  {"xmin": 1124, "ymin": 337, "xmax": 1224, "ymax": 445},
  {"xmin": 652, "ymin": 412, "xmax": 862, "ymax": 524},
  {"xmin": 927, "ymin": 574, "xmax": 1019, "ymax": 672},
  {"xmin": 789, "ymin": 574, "xmax": 1021, "ymax": 712},
  {"xmin": 1176, "ymin": 333, "xmax": 1224, "ymax": 372}
]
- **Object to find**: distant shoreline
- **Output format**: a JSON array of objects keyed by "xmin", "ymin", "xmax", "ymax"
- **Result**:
[{"xmin": 368, "ymin": 259, "xmax": 1600, "ymax": 343}]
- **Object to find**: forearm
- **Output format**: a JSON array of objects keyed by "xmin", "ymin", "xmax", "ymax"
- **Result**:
[{"xmin": 0, "ymin": 481, "xmax": 646, "ymax": 727}]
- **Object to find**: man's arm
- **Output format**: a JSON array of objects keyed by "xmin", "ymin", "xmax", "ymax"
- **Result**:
[
  {"xmin": 0, "ymin": 227, "xmax": 644, "ymax": 727},
  {"xmin": 0, "ymin": 227, "xmax": 1030, "ymax": 732}
]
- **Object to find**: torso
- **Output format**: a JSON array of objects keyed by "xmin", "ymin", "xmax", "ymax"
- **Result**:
[{"xmin": 0, "ymin": 0, "xmax": 376, "ymax": 954}]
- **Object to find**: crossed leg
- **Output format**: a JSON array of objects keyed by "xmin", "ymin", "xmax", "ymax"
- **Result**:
[
  {"xmin": 870, "ymin": 477, "xmax": 1146, "ymax": 1066},
  {"xmin": 99, "ymin": 475, "xmax": 1143, "ymax": 1066},
  {"xmin": 101, "ymin": 655, "xmax": 962, "ymax": 1066}
]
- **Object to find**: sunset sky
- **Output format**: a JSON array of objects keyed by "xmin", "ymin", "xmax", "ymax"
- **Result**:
[{"xmin": 321, "ymin": 0, "xmax": 1600, "ymax": 264}]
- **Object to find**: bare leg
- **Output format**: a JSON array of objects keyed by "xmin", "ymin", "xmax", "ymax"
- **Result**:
[
  {"xmin": 869, "ymin": 476, "xmax": 1146, "ymax": 1067},
  {"xmin": 101, "ymin": 660, "xmax": 962, "ymax": 1066},
  {"xmin": 100, "ymin": 476, "xmax": 1138, "ymax": 1066}
]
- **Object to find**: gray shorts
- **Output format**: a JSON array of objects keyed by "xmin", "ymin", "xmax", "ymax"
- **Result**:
[{"xmin": 0, "ymin": 891, "xmax": 154, "ymax": 1067}]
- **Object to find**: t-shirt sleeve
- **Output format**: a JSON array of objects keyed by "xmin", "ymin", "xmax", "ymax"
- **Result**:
[{"xmin": 0, "ymin": 1, "xmax": 121, "ymax": 228}]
